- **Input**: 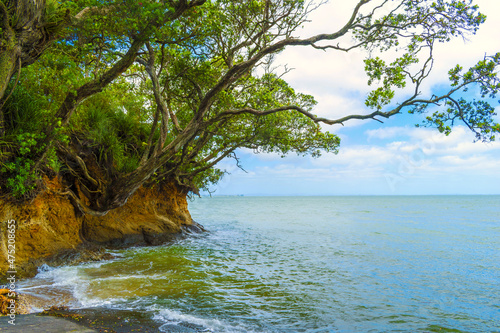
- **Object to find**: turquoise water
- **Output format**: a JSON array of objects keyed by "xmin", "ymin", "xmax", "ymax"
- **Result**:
[{"xmin": 20, "ymin": 196, "xmax": 500, "ymax": 332}]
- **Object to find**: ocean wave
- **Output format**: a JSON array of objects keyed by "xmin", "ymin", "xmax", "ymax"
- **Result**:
[{"xmin": 153, "ymin": 308, "xmax": 257, "ymax": 333}]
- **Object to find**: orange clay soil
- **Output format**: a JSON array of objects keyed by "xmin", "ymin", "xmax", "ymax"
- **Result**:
[{"xmin": 0, "ymin": 177, "xmax": 197, "ymax": 278}]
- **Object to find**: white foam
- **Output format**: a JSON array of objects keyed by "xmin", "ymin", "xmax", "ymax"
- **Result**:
[
  {"xmin": 29, "ymin": 305, "xmax": 45, "ymax": 313},
  {"xmin": 89, "ymin": 273, "xmax": 168, "ymax": 282},
  {"xmin": 18, "ymin": 284, "xmax": 54, "ymax": 291},
  {"xmin": 37, "ymin": 263, "xmax": 54, "ymax": 273},
  {"xmin": 19, "ymin": 262, "xmax": 124, "ymax": 308},
  {"xmin": 153, "ymin": 308, "xmax": 256, "ymax": 333}
]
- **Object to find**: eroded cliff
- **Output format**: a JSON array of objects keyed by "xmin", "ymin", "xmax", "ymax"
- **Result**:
[{"xmin": 0, "ymin": 177, "xmax": 198, "ymax": 278}]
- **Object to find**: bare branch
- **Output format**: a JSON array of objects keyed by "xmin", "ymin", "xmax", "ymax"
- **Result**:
[
  {"xmin": 182, "ymin": 146, "xmax": 238, "ymax": 178},
  {"xmin": 57, "ymin": 145, "xmax": 100, "ymax": 188},
  {"xmin": 60, "ymin": 190, "xmax": 109, "ymax": 216}
]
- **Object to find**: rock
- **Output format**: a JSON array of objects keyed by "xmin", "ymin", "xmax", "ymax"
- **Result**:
[
  {"xmin": 43, "ymin": 305, "xmax": 70, "ymax": 312},
  {"xmin": 0, "ymin": 178, "xmax": 198, "ymax": 278},
  {"xmin": 183, "ymin": 221, "xmax": 207, "ymax": 234},
  {"xmin": 38, "ymin": 307, "xmax": 168, "ymax": 332},
  {"xmin": 0, "ymin": 290, "xmax": 31, "ymax": 315},
  {"xmin": 0, "ymin": 314, "xmax": 98, "ymax": 332}
]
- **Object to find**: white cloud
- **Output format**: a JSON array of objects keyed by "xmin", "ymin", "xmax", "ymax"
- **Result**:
[
  {"xmin": 273, "ymin": 0, "xmax": 500, "ymax": 125},
  {"xmin": 312, "ymin": 146, "xmax": 393, "ymax": 168},
  {"xmin": 424, "ymin": 0, "xmax": 500, "ymax": 86},
  {"xmin": 366, "ymin": 127, "xmax": 410, "ymax": 140},
  {"xmin": 314, "ymin": 93, "xmax": 371, "ymax": 129},
  {"xmin": 367, "ymin": 126, "xmax": 500, "ymax": 191},
  {"xmin": 209, "ymin": 1, "xmax": 500, "ymax": 195},
  {"xmin": 214, "ymin": 125, "xmax": 500, "ymax": 194}
]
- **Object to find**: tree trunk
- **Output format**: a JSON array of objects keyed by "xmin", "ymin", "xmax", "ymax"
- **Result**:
[
  {"xmin": 0, "ymin": 0, "xmax": 68, "ymax": 102},
  {"xmin": 90, "ymin": 122, "xmax": 201, "ymax": 214},
  {"xmin": 0, "ymin": 44, "xmax": 18, "ymax": 104},
  {"xmin": 0, "ymin": 0, "xmax": 61, "ymax": 137},
  {"xmin": 0, "ymin": 42, "xmax": 19, "ymax": 137}
]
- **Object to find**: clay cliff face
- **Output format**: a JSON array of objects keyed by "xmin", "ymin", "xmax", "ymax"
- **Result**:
[{"xmin": 0, "ymin": 178, "xmax": 195, "ymax": 278}]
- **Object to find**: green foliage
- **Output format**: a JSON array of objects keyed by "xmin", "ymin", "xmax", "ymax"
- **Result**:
[
  {"xmin": 413, "ymin": 53, "xmax": 500, "ymax": 141},
  {"xmin": 0, "ymin": 133, "xmax": 64, "ymax": 199},
  {"xmin": 419, "ymin": 98, "xmax": 499, "ymax": 141},
  {"xmin": 0, "ymin": 79, "xmax": 68, "ymax": 198},
  {"xmin": 2, "ymin": 83, "xmax": 50, "ymax": 134},
  {"xmin": 0, "ymin": 83, "xmax": 45, "ymax": 198},
  {"xmin": 364, "ymin": 54, "xmax": 418, "ymax": 110},
  {"xmin": 0, "ymin": 139, "xmax": 13, "ymax": 168},
  {"xmin": 353, "ymin": 0, "xmax": 500, "ymax": 141},
  {"xmin": 75, "ymin": 93, "xmax": 149, "ymax": 173},
  {"xmin": 192, "ymin": 168, "xmax": 226, "ymax": 194},
  {"xmin": 0, "ymin": 133, "xmax": 43, "ymax": 199},
  {"xmin": 1, "ymin": 0, "xmax": 499, "ymax": 202}
]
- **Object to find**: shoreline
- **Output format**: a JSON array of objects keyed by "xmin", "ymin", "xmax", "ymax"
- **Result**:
[
  {"xmin": 1, "ymin": 227, "xmax": 209, "ymax": 332},
  {"xmin": 2, "ymin": 306, "xmax": 211, "ymax": 333},
  {"xmin": 1, "ymin": 290, "xmax": 187, "ymax": 332},
  {"xmin": 20, "ymin": 307, "xmax": 167, "ymax": 333},
  {"xmin": 0, "ymin": 285, "xmax": 171, "ymax": 332},
  {"xmin": 0, "ymin": 313, "xmax": 97, "ymax": 332}
]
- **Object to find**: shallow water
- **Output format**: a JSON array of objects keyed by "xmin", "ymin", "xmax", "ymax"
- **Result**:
[{"xmin": 19, "ymin": 196, "xmax": 500, "ymax": 332}]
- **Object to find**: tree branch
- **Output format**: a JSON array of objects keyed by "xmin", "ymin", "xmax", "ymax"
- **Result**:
[
  {"xmin": 0, "ymin": 57, "xmax": 21, "ymax": 111},
  {"xmin": 191, "ymin": 0, "xmax": 371, "ymax": 123},
  {"xmin": 0, "ymin": 1, "xmax": 11, "ymax": 31},
  {"xmin": 60, "ymin": 189, "xmax": 109, "ymax": 216}
]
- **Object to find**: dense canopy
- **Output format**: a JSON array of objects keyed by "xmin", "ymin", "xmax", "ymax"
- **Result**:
[{"xmin": 0, "ymin": 0, "xmax": 499, "ymax": 214}]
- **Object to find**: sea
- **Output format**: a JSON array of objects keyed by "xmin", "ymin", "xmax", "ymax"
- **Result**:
[{"xmin": 18, "ymin": 196, "xmax": 500, "ymax": 332}]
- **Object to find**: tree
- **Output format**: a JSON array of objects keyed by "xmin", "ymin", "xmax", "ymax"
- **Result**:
[{"xmin": 0, "ymin": 0, "xmax": 499, "ymax": 214}]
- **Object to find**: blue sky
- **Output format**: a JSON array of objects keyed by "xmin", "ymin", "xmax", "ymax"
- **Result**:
[{"xmin": 205, "ymin": 0, "xmax": 500, "ymax": 196}]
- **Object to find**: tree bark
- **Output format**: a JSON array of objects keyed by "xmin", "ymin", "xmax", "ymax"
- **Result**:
[
  {"xmin": 0, "ymin": 1, "xmax": 19, "ymax": 105},
  {"xmin": 86, "ymin": 120, "xmax": 201, "ymax": 214},
  {"xmin": 0, "ymin": 44, "xmax": 19, "ymax": 137},
  {"xmin": 0, "ymin": 0, "xmax": 68, "ymax": 127}
]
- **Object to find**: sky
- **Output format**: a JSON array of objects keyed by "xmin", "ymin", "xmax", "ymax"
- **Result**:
[{"xmin": 206, "ymin": 0, "xmax": 500, "ymax": 196}]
